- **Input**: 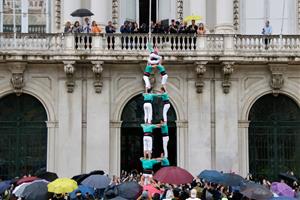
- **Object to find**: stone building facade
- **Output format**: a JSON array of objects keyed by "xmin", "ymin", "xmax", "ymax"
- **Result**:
[{"xmin": 0, "ymin": 0, "xmax": 299, "ymax": 180}]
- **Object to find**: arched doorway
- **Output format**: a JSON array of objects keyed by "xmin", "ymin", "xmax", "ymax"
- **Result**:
[
  {"xmin": 0, "ymin": 93, "xmax": 47, "ymax": 179},
  {"xmin": 248, "ymin": 94, "xmax": 300, "ymax": 180},
  {"xmin": 121, "ymin": 94, "xmax": 177, "ymax": 173}
]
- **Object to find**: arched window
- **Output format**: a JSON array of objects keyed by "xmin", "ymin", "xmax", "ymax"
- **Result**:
[
  {"xmin": 248, "ymin": 94, "xmax": 300, "ymax": 180},
  {"xmin": 120, "ymin": 94, "xmax": 177, "ymax": 172},
  {"xmin": 0, "ymin": 93, "xmax": 48, "ymax": 179}
]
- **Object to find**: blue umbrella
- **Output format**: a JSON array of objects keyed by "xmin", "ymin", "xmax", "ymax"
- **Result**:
[
  {"xmin": 69, "ymin": 185, "xmax": 95, "ymax": 199},
  {"xmin": 81, "ymin": 175, "xmax": 110, "ymax": 189},
  {"xmin": 0, "ymin": 180, "xmax": 11, "ymax": 194},
  {"xmin": 220, "ymin": 173, "xmax": 245, "ymax": 186},
  {"xmin": 198, "ymin": 170, "xmax": 224, "ymax": 183}
]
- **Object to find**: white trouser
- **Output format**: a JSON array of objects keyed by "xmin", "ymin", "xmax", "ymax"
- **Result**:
[
  {"xmin": 143, "ymin": 103, "xmax": 152, "ymax": 123},
  {"xmin": 161, "ymin": 74, "xmax": 168, "ymax": 85},
  {"xmin": 163, "ymin": 103, "xmax": 170, "ymax": 122},
  {"xmin": 143, "ymin": 173, "xmax": 153, "ymax": 185},
  {"xmin": 163, "ymin": 136, "xmax": 169, "ymax": 158},
  {"xmin": 143, "ymin": 75, "xmax": 151, "ymax": 89},
  {"xmin": 143, "ymin": 136, "xmax": 153, "ymax": 152}
]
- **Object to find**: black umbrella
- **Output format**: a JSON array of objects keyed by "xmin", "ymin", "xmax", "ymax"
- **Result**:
[
  {"xmin": 117, "ymin": 181, "xmax": 143, "ymax": 200},
  {"xmin": 89, "ymin": 170, "xmax": 105, "ymax": 175},
  {"xmin": 22, "ymin": 181, "xmax": 48, "ymax": 200},
  {"xmin": 72, "ymin": 174, "xmax": 88, "ymax": 183},
  {"xmin": 279, "ymin": 172, "xmax": 298, "ymax": 182},
  {"xmin": 37, "ymin": 171, "xmax": 58, "ymax": 182},
  {"xmin": 220, "ymin": 173, "xmax": 245, "ymax": 186},
  {"xmin": 240, "ymin": 182, "xmax": 273, "ymax": 200},
  {"xmin": 71, "ymin": 8, "xmax": 94, "ymax": 17}
]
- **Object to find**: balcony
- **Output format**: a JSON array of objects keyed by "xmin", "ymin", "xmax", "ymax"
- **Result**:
[{"xmin": 0, "ymin": 33, "xmax": 299, "ymax": 63}]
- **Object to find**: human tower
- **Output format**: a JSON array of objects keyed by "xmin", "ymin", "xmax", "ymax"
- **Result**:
[{"xmin": 140, "ymin": 44, "xmax": 170, "ymax": 185}]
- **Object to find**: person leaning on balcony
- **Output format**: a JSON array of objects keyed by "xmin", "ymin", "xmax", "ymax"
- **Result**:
[
  {"xmin": 72, "ymin": 21, "xmax": 82, "ymax": 33},
  {"xmin": 91, "ymin": 21, "xmax": 102, "ymax": 33},
  {"xmin": 83, "ymin": 17, "xmax": 91, "ymax": 33},
  {"xmin": 197, "ymin": 23, "xmax": 206, "ymax": 35},
  {"xmin": 169, "ymin": 19, "xmax": 178, "ymax": 34},
  {"xmin": 64, "ymin": 21, "xmax": 72, "ymax": 33},
  {"xmin": 179, "ymin": 21, "xmax": 188, "ymax": 33},
  {"xmin": 262, "ymin": 20, "xmax": 272, "ymax": 49},
  {"xmin": 187, "ymin": 19, "xmax": 198, "ymax": 34},
  {"xmin": 105, "ymin": 21, "xmax": 116, "ymax": 33}
]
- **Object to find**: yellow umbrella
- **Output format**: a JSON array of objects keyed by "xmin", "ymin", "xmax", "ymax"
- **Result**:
[
  {"xmin": 47, "ymin": 178, "xmax": 78, "ymax": 194},
  {"xmin": 184, "ymin": 15, "xmax": 202, "ymax": 22}
]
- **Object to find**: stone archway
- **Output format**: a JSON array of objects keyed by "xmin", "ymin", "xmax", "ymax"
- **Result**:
[
  {"xmin": 0, "ymin": 93, "xmax": 48, "ymax": 179},
  {"xmin": 120, "ymin": 94, "xmax": 177, "ymax": 172},
  {"xmin": 248, "ymin": 93, "xmax": 300, "ymax": 180}
]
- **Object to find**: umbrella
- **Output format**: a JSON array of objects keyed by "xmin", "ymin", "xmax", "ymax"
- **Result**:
[
  {"xmin": 37, "ymin": 171, "xmax": 58, "ymax": 182},
  {"xmin": 13, "ymin": 180, "xmax": 48, "ymax": 197},
  {"xmin": 271, "ymin": 182, "xmax": 294, "ymax": 197},
  {"xmin": 279, "ymin": 173, "xmax": 298, "ymax": 182},
  {"xmin": 48, "ymin": 178, "xmax": 78, "ymax": 194},
  {"xmin": 72, "ymin": 174, "xmax": 88, "ymax": 183},
  {"xmin": 104, "ymin": 185, "xmax": 119, "ymax": 199},
  {"xmin": 143, "ymin": 185, "xmax": 162, "ymax": 197},
  {"xmin": 198, "ymin": 170, "xmax": 224, "ymax": 183},
  {"xmin": 22, "ymin": 181, "xmax": 48, "ymax": 200},
  {"xmin": 240, "ymin": 182, "xmax": 273, "ymax": 200},
  {"xmin": 89, "ymin": 170, "xmax": 105, "ymax": 175},
  {"xmin": 81, "ymin": 174, "xmax": 110, "ymax": 189},
  {"xmin": 153, "ymin": 166, "xmax": 194, "ymax": 185},
  {"xmin": 0, "ymin": 180, "xmax": 11, "ymax": 194},
  {"xmin": 220, "ymin": 173, "xmax": 245, "ymax": 186},
  {"xmin": 184, "ymin": 15, "xmax": 202, "ymax": 22},
  {"xmin": 269, "ymin": 197, "xmax": 297, "ymax": 200},
  {"xmin": 69, "ymin": 185, "xmax": 95, "ymax": 199},
  {"xmin": 71, "ymin": 8, "xmax": 94, "ymax": 17},
  {"xmin": 117, "ymin": 181, "xmax": 143, "ymax": 199},
  {"xmin": 110, "ymin": 196, "xmax": 128, "ymax": 200},
  {"xmin": 16, "ymin": 176, "xmax": 39, "ymax": 185}
]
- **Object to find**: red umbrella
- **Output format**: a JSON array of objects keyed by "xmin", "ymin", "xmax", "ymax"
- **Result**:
[
  {"xmin": 143, "ymin": 185, "xmax": 162, "ymax": 197},
  {"xmin": 16, "ymin": 176, "xmax": 39, "ymax": 185},
  {"xmin": 153, "ymin": 166, "xmax": 194, "ymax": 185}
]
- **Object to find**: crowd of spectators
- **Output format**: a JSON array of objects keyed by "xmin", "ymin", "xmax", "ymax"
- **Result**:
[
  {"xmin": 64, "ymin": 18, "xmax": 206, "ymax": 35},
  {"xmin": 117, "ymin": 19, "xmax": 206, "ymax": 35}
]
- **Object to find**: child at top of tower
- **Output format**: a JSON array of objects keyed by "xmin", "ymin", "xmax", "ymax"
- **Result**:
[{"xmin": 148, "ymin": 46, "xmax": 162, "ymax": 65}]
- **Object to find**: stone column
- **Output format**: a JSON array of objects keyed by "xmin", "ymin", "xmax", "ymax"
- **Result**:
[
  {"xmin": 0, "ymin": 0, "xmax": 3, "ymax": 32},
  {"xmin": 238, "ymin": 120, "xmax": 250, "ymax": 177},
  {"xmin": 46, "ymin": 121, "xmax": 58, "ymax": 173},
  {"xmin": 109, "ymin": 121, "xmax": 122, "ymax": 176},
  {"xmin": 177, "ymin": 120, "xmax": 188, "ymax": 170},
  {"xmin": 91, "ymin": 0, "xmax": 109, "ymax": 26},
  {"xmin": 190, "ymin": 0, "xmax": 206, "ymax": 24},
  {"xmin": 215, "ymin": 0, "xmax": 234, "ymax": 33}
]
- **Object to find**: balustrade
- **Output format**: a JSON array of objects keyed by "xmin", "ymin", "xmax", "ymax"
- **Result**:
[{"xmin": 0, "ymin": 33, "xmax": 299, "ymax": 55}]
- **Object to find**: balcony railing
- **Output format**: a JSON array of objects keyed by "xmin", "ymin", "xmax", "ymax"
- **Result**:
[{"xmin": 0, "ymin": 33, "xmax": 299, "ymax": 56}]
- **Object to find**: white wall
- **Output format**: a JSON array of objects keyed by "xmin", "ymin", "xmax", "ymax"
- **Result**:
[{"xmin": 241, "ymin": 0, "xmax": 296, "ymax": 34}]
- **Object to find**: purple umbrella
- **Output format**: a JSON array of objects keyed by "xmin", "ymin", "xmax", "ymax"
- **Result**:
[{"xmin": 271, "ymin": 182, "xmax": 294, "ymax": 198}]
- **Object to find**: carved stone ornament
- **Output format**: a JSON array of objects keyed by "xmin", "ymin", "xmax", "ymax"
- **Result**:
[
  {"xmin": 269, "ymin": 64, "xmax": 286, "ymax": 96},
  {"xmin": 112, "ymin": 0, "xmax": 119, "ymax": 27},
  {"xmin": 9, "ymin": 63, "xmax": 26, "ymax": 96},
  {"xmin": 195, "ymin": 62, "xmax": 208, "ymax": 93},
  {"xmin": 177, "ymin": 0, "xmax": 184, "ymax": 21},
  {"xmin": 63, "ymin": 61, "xmax": 75, "ymax": 93},
  {"xmin": 233, "ymin": 0, "xmax": 240, "ymax": 31},
  {"xmin": 91, "ymin": 61, "xmax": 104, "ymax": 93},
  {"xmin": 222, "ymin": 62, "xmax": 234, "ymax": 94}
]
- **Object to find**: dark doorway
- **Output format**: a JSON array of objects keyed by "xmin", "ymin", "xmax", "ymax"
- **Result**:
[
  {"xmin": 0, "ymin": 93, "xmax": 47, "ymax": 180},
  {"xmin": 248, "ymin": 94, "xmax": 300, "ymax": 180},
  {"xmin": 121, "ymin": 94, "xmax": 177, "ymax": 173},
  {"xmin": 139, "ymin": 0, "xmax": 157, "ymax": 26}
]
